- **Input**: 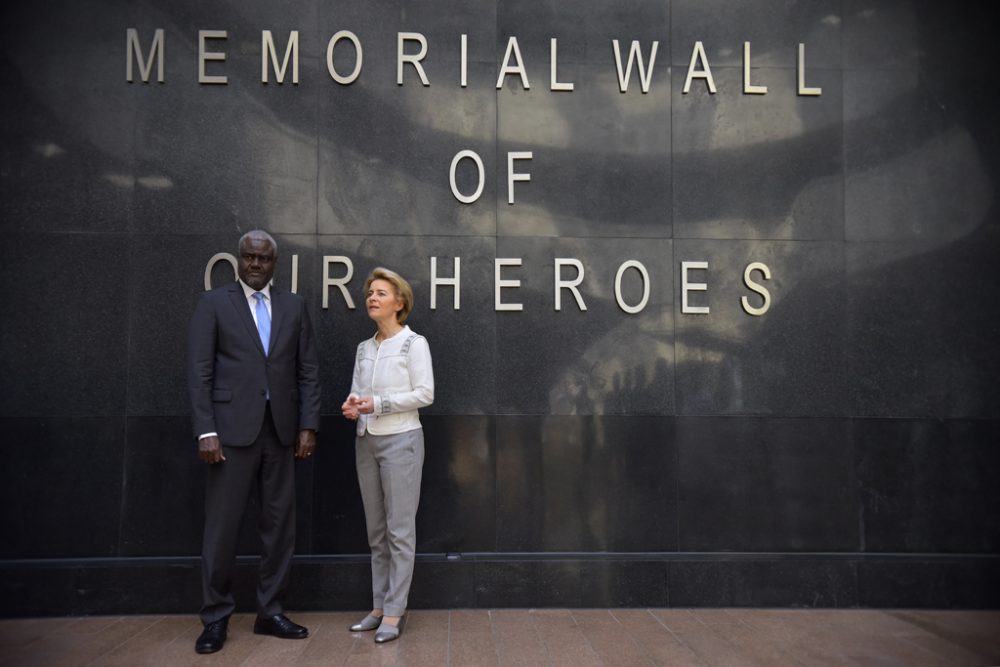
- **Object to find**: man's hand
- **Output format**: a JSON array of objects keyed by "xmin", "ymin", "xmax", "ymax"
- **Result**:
[
  {"xmin": 295, "ymin": 429, "xmax": 316, "ymax": 459},
  {"xmin": 198, "ymin": 436, "xmax": 225, "ymax": 464}
]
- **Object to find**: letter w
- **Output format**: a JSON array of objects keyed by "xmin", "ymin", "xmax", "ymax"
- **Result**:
[{"xmin": 612, "ymin": 39, "xmax": 658, "ymax": 93}]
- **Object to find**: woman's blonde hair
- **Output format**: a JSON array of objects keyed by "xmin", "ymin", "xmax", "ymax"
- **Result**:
[{"xmin": 364, "ymin": 267, "xmax": 414, "ymax": 324}]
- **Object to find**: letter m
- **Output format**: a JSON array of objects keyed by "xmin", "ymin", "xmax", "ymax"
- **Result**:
[
  {"xmin": 262, "ymin": 30, "xmax": 299, "ymax": 84},
  {"xmin": 127, "ymin": 28, "xmax": 164, "ymax": 83}
]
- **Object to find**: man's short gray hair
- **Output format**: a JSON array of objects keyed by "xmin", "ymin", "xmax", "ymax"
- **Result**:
[{"xmin": 238, "ymin": 229, "xmax": 278, "ymax": 255}]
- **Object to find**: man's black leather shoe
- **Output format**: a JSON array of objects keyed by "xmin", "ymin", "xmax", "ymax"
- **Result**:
[
  {"xmin": 253, "ymin": 613, "xmax": 309, "ymax": 639},
  {"xmin": 195, "ymin": 617, "xmax": 228, "ymax": 654}
]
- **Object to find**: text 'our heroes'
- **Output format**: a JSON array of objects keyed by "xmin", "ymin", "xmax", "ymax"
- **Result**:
[{"xmin": 204, "ymin": 254, "xmax": 774, "ymax": 317}]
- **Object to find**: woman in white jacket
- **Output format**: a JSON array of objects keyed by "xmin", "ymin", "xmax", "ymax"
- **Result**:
[{"xmin": 341, "ymin": 267, "xmax": 434, "ymax": 643}]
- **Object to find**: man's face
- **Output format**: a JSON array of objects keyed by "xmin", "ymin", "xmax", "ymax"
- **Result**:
[{"xmin": 237, "ymin": 237, "xmax": 276, "ymax": 290}]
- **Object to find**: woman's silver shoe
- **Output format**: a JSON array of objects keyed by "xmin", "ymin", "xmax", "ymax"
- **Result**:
[
  {"xmin": 374, "ymin": 616, "xmax": 405, "ymax": 643},
  {"xmin": 349, "ymin": 614, "xmax": 382, "ymax": 632}
]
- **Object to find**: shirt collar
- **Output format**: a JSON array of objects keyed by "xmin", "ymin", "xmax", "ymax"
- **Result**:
[
  {"xmin": 372, "ymin": 325, "xmax": 410, "ymax": 344},
  {"xmin": 238, "ymin": 279, "xmax": 271, "ymax": 301}
]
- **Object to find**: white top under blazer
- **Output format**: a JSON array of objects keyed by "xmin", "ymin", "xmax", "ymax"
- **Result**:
[{"xmin": 348, "ymin": 325, "xmax": 434, "ymax": 436}]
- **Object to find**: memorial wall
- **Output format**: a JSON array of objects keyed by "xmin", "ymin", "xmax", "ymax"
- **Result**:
[{"xmin": 2, "ymin": 0, "xmax": 998, "ymax": 615}]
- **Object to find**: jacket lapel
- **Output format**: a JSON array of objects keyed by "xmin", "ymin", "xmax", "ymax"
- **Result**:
[
  {"xmin": 268, "ymin": 288, "xmax": 287, "ymax": 354},
  {"xmin": 227, "ymin": 283, "xmax": 267, "ymax": 357}
]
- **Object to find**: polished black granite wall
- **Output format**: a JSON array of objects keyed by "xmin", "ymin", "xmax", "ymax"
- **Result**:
[{"xmin": 2, "ymin": 0, "xmax": 999, "ymax": 615}]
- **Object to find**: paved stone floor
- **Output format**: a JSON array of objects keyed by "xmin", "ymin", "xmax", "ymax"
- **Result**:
[{"xmin": 0, "ymin": 609, "xmax": 998, "ymax": 666}]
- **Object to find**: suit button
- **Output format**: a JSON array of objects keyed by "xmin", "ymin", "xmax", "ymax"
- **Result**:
[{"xmin": 260, "ymin": 390, "xmax": 266, "ymax": 396}]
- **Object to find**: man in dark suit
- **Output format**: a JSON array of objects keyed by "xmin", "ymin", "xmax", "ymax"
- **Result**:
[{"xmin": 187, "ymin": 229, "xmax": 321, "ymax": 654}]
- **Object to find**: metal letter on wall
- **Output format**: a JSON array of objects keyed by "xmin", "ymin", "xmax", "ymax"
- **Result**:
[
  {"xmin": 555, "ymin": 258, "xmax": 587, "ymax": 311},
  {"xmin": 612, "ymin": 39, "xmax": 659, "ymax": 93},
  {"xmin": 615, "ymin": 260, "xmax": 650, "ymax": 314},
  {"xmin": 198, "ymin": 30, "xmax": 228, "ymax": 84},
  {"xmin": 743, "ymin": 42, "xmax": 767, "ymax": 95},
  {"xmin": 496, "ymin": 37, "xmax": 530, "ymax": 89},
  {"xmin": 683, "ymin": 41, "xmax": 716, "ymax": 94},
  {"xmin": 327, "ymin": 30, "xmax": 363, "ymax": 84},
  {"xmin": 397, "ymin": 32, "xmax": 430, "ymax": 86},
  {"xmin": 495, "ymin": 258, "xmax": 524, "ymax": 311},
  {"xmin": 797, "ymin": 43, "xmax": 822, "ymax": 96},
  {"xmin": 550, "ymin": 38, "xmax": 575, "ymax": 91},
  {"xmin": 204, "ymin": 253, "xmax": 237, "ymax": 291},
  {"xmin": 430, "ymin": 257, "xmax": 461, "ymax": 310},
  {"xmin": 262, "ymin": 30, "xmax": 299, "ymax": 84},
  {"xmin": 323, "ymin": 256, "xmax": 356, "ymax": 309},
  {"xmin": 450, "ymin": 150, "xmax": 485, "ymax": 204},
  {"xmin": 741, "ymin": 262, "xmax": 771, "ymax": 316},
  {"xmin": 681, "ymin": 261, "xmax": 710, "ymax": 314},
  {"xmin": 507, "ymin": 152, "xmax": 532, "ymax": 205},
  {"xmin": 126, "ymin": 28, "xmax": 164, "ymax": 83}
]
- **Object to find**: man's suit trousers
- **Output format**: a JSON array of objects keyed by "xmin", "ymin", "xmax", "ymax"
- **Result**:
[{"xmin": 200, "ymin": 405, "xmax": 295, "ymax": 624}]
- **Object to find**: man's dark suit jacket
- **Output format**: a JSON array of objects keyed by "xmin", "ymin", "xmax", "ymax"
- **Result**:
[{"xmin": 188, "ymin": 282, "xmax": 321, "ymax": 447}]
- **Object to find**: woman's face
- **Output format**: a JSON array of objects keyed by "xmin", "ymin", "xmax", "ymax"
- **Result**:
[{"xmin": 366, "ymin": 278, "xmax": 403, "ymax": 324}]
